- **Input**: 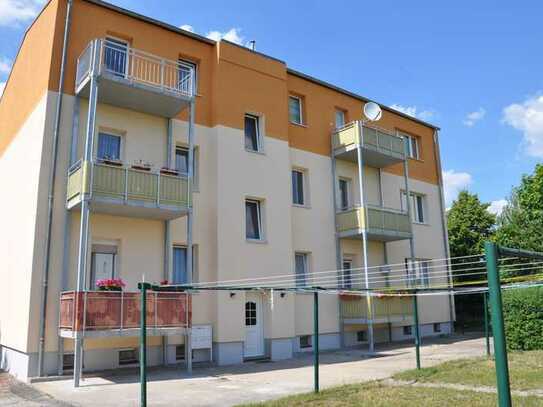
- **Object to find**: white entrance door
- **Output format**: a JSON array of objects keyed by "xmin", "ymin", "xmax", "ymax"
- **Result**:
[{"xmin": 244, "ymin": 293, "xmax": 264, "ymax": 358}]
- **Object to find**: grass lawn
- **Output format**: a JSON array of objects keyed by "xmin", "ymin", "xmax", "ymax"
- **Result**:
[
  {"xmin": 239, "ymin": 382, "xmax": 542, "ymax": 406},
  {"xmin": 394, "ymin": 350, "xmax": 543, "ymax": 391}
]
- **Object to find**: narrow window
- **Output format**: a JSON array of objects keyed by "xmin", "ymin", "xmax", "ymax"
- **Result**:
[
  {"xmin": 175, "ymin": 146, "xmax": 189, "ymax": 174},
  {"xmin": 176, "ymin": 344, "xmax": 185, "ymax": 360},
  {"xmin": 335, "ymin": 109, "xmax": 346, "ymax": 129},
  {"xmin": 339, "ymin": 179, "xmax": 350, "ymax": 210},
  {"xmin": 295, "ymin": 252, "xmax": 308, "ymax": 287},
  {"xmin": 342, "ymin": 260, "xmax": 353, "ymax": 289},
  {"xmin": 245, "ymin": 301, "xmax": 257, "ymax": 326},
  {"xmin": 401, "ymin": 191, "xmax": 426, "ymax": 224},
  {"xmin": 299, "ymin": 335, "xmax": 312, "ymax": 349},
  {"xmin": 172, "ymin": 245, "xmax": 197, "ymax": 284},
  {"xmin": 403, "ymin": 326, "xmax": 412, "ymax": 336},
  {"xmin": 292, "ymin": 169, "xmax": 305, "ymax": 205},
  {"xmin": 178, "ymin": 59, "xmax": 197, "ymax": 94},
  {"xmin": 97, "ymin": 133, "xmax": 121, "ymax": 161},
  {"xmin": 104, "ymin": 38, "xmax": 128, "ymax": 77},
  {"xmin": 90, "ymin": 245, "xmax": 117, "ymax": 289},
  {"xmin": 63, "ymin": 354, "xmax": 75, "ymax": 371},
  {"xmin": 433, "ymin": 323, "xmax": 441, "ymax": 333},
  {"xmin": 409, "ymin": 136, "xmax": 419, "ymax": 159},
  {"xmin": 244, "ymin": 114, "xmax": 260, "ymax": 152},
  {"xmin": 289, "ymin": 95, "xmax": 303, "ymax": 125},
  {"xmin": 245, "ymin": 199, "xmax": 262, "ymax": 240}
]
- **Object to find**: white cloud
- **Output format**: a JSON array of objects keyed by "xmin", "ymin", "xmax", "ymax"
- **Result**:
[
  {"xmin": 443, "ymin": 169, "xmax": 472, "ymax": 207},
  {"xmin": 0, "ymin": 82, "xmax": 6, "ymax": 97},
  {"xmin": 179, "ymin": 24, "xmax": 194, "ymax": 33},
  {"xmin": 206, "ymin": 28, "xmax": 244, "ymax": 45},
  {"xmin": 390, "ymin": 104, "xmax": 434, "ymax": 121},
  {"xmin": 0, "ymin": 0, "xmax": 44, "ymax": 27},
  {"xmin": 0, "ymin": 57, "xmax": 12, "ymax": 74},
  {"xmin": 503, "ymin": 94, "xmax": 543, "ymax": 158},
  {"xmin": 488, "ymin": 199, "xmax": 507, "ymax": 216},
  {"xmin": 463, "ymin": 108, "xmax": 486, "ymax": 127}
]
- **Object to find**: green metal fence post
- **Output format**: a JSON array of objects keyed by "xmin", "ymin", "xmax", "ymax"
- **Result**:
[
  {"xmin": 484, "ymin": 291, "xmax": 490, "ymax": 357},
  {"xmin": 485, "ymin": 241, "xmax": 512, "ymax": 407},
  {"xmin": 313, "ymin": 291, "xmax": 319, "ymax": 393},
  {"xmin": 139, "ymin": 282, "xmax": 149, "ymax": 407},
  {"xmin": 413, "ymin": 291, "xmax": 421, "ymax": 370}
]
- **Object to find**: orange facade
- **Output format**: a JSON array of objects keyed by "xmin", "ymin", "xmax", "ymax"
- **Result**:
[{"xmin": 1, "ymin": 0, "xmax": 441, "ymax": 185}]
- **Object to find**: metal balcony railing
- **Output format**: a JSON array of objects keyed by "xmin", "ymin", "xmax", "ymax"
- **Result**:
[
  {"xmin": 340, "ymin": 295, "xmax": 413, "ymax": 323},
  {"xmin": 75, "ymin": 39, "xmax": 194, "ymax": 98},
  {"xmin": 59, "ymin": 290, "xmax": 191, "ymax": 336},
  {"xmin": 336, "ymin": 205, "xmax": 411, "ymax": 236}
]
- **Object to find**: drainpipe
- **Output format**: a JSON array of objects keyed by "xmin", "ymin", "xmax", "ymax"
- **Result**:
[
  {"xmin": 38, "ymin": 0, "xmax": 73, "ymax": 377},
  {"xmin": 433, "ymin": 129, "xmax": 455, "ymax": 329}
]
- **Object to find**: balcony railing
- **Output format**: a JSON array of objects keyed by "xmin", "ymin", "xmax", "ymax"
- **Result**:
[
  {"xmin": 332, "ymin": 122, "xmax": 405, "ymax": 165},
  {"xmin": 66, "ymin": 160, "xmax": 190, "ymax": 217},
  {"xmin": 340, "ymin": 295, "xmax": 413, "ymax": 323},
  {"xmin": 336, "ymin": 205, "xmax": 411, "ymax": 241},
  {"xmin": 59, "ymin": 290, "xmax": 191, "ymax": 338},
  {"xmin": 76, "ymin": 39, "xmax": 194, "ymax": 98}
]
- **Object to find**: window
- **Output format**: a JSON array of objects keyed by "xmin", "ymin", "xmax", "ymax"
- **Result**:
[
  {"xmin": 403, "ymin": 326, "xmax": 412, "ymax": 336},
  {"xmin": 335, "ymin": 109, "xmax": 346, "ymax": 129},
  {"xmin": 295, "ymin": 252, "xmax": 308, "ymax": 287},
  {"xmin": 176, "ymin": 344, "xmax": 185, "ymax": 361},
  {"xmin": 118, "ymin": 349, "xmax": 138, "ymax": 366},
  {"xmin": 104, "ymin": 37, "xmax": 128, "ymax": 77},
  {"xmin": 338, "ymin": 178, "xmax": 351, "ymax": 210},
  {"xmin": 401, "ymin": 191, "xmax": 426, "ymax": 224},
  {"xmin": 342, "ymin": 260, "xmax": 353, "ymax": 289},
  {"xmin": 245, "ymin": 199, "xmax": 263, "ymax": 240},
  {"xmin": 179, "ymin": 59, "xmax": 197, "ymax": 94},
  {"xmin": 63, "ymin": 354, "xmax": 75, "ymax": 371},
  {"xmin": 97, "ymin": 133, "xmax": 121, "ymax": 161},
  {"xmin": 172, "ymin": 246, "xmax": 197, "ymax": 284},
  {"xmin": 292, "ymin": 169, "xmax": 305, "ymax": 206},
  {"xmin": 399, "ymin": 132, "xmax": 420, "ymax": 159},
  {"xmin": 289, "ymin": 95, "xmax": 303, "ymax": 125},
  {"xmin": 244, "ymin": 114, "xmax": 261, "ymax": 152},
  {"xmin": 356, "ymin": 330, "xmax": 367, "ymax": 342},
  {"xmin": 406, "ymin": 258, "xmax": 430, "ymax": 287},
  {"xmin": 245, "ymin": 301, "xmax": 257, "ymax": 326},
  {"xmin": 175, "ymin": 146, "xmax": 199, "ymax": 189},
  {"xmin": 433, "ymin": 323, "xmax": 441, "ymax": 333},
  {"xmin": 299, "ymin": 335, "xmax": 312, "ymax": 349},
  {"xmin": 90, "ymin": 245, "xmax": 117, "ymax": 289}
]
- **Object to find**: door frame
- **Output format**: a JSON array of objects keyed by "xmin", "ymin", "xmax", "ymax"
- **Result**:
[{"xmin": 243, "ymin": 292, "xmax": 265, "ymax": 358}]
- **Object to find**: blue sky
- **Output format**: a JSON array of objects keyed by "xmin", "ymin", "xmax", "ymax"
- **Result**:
[{"xmin": 1, "ymin": 0, "xmax": 542, "ymax": 213}]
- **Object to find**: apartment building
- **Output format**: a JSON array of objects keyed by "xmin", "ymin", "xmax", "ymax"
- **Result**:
[{"xmin": 0, "ymin": 0, "xmax": 453, "ymax": 383}]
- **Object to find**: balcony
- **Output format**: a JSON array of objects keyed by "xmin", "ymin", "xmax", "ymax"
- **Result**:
[
  {"xmin": 59, "ymin": 290, "xmax": 191, "ymax": 338},
  {"xmin": 75, "ymin": 39, "xmax": 194, "ymax": 117},
  {"xmin": 332, "ymin": 122, "xmax": 405, "ymax": 167},
  {"xmin": 340, "ymin": 295, "xmax": 413, "ymax": 324},
  {"xmin": 336, "ymin": 205, "xmax": 411, "ymax": 241},
  {"xmin": 66, "ymin": 160, "xmax": 190, "ymax": 220}
]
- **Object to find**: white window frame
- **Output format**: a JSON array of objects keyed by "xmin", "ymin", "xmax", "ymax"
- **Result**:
[
  {"xmin": 335, "ymin": 109, "xmax": 346, "ymax": 129},
  {"xmin": 294, "ymin": 252, "xmax": 309, "ymax": 288},
  {"xmin": 405, "ymin": 258, "xmax": 430, "ymax": 288},
  {"xmin": 179, "ymin": 58, "xmax": 198, "ymax": 94},
  {"xmin": 172, "ymin": 245, "xmax": 198, "ymax": 284},
  {"xmin": 244, "ymin": 113, "xmax": 263, "ymax": 153},
  {"xmin": 245, "ymin": 199, "xmax": 264, "ymax": 242},
  {"xmin": 96, "ymin": 131, "xmax": 123, "ymax": 162},
  {"xmin": 90, "ymin": 244, "xmax": 118, "ymax": 290},
  {"xmin": 289, "ymin": 95, "xmax": 303, "ymax": 125},
  {"xmin": 175, "ymin": 144, "xmax": 199, "ymax": 190},
  {"xmin": 401, "ymin": 191, "xmax": 427, "ymax": 224},
  {"xmin": 399, "ymin": 131, "xmax": 420, "ymax": 160},
  {"xmin": 292, "ymin": 168, "xmax": 309, "ymax": 207},
  {"xmin": 342, "ymin": 259, "xmax": 353, "ymax": 289},
  {"xmin": 338, "ymin": 178, "xmax": 351, "ymax": 211}
]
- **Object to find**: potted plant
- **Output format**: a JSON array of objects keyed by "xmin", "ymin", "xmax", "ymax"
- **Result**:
[
  {"xmin": 98, "ymin": 155, "xmax": 123, "ymax": 167},
  {"xmin": 160, "ymin": 167, "xmax": 179, "ymax": 176},
  {"xmin": 131, "ymin": 159, "xmax": 152, "ymax": 172},
  {"xmin": 96, "ymin": 278, "xmax": 126, "ymax": 291}
]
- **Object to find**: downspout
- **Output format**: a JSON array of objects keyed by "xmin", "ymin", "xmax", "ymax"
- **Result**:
[
  {"xmin": 433, "ymin": 129, "xmax": 456, "ymax": 328},
  {"xmin": 38, "ymin": 0, "xmax": 73, "ymax": 377}
]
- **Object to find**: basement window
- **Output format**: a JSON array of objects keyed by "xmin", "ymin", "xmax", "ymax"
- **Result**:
[
  {"xmin": 176, "ymin": 345, "xmax": 185, "ymax": 361},
  {"xmin": 63, "ymin": 354, "xmax": 74, "ymax": 371},
  {"xmin": 403, "ymin": 326, "xmax": 412, "ymax": 336},
  {"xmin": 300, "ymin": 335, "xmax": 312, "ymax": 349},
  {"xmin": 433, "ymin": 323, "xmax": 442, "ymax": 333},
  {"xmin": 356, "ymin": 330, "xmax": 367, "ymax": 342},
  {"xmin": 118, "ymin": 348, "xmax": 139, "ymax": 366}
]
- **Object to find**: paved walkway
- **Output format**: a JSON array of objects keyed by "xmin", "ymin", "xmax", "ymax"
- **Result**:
[
  {"xmin": 0, "ymin": 372, "xmax": 71, "ymax": 406},
  {"xmin": 27, "ymin": 335, "xmax": 490, "ymax": 406}
]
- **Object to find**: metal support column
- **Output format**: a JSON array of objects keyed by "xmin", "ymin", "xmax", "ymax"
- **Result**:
[
  {"xmin": 331, "ymin": 151, "xmax": 344, "ymax": 346},
  {"xmin": 484, "ymin": 291, "xmax": 490, "ymax": 357},
  {"xmin": 313, "ymin": 291, "xmax": 319, "ymax": 393},
  {"xmin": 485, "ymin": 242, "xmax": 511, "ymax": 407},
  {"xmin": 162, "ymin": 118, "xmax": 173, "ymax": 365},
  {"xmin": 356, "ymin": 122, "xmax": 374, "ymax": 352},
  {"xmin": 413, "ymin": 291, "xmax": 421, "ymax": 369},
  {"xmin": 73, "ymin": 41, "xmax": 100, "ymax": 388},
  {"xmin": 139, "ymin": 282, "xmax": 149, "ymax": 407}
]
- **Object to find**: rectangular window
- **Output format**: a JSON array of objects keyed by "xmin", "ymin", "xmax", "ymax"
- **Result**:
[
  {"xmin": 401, "ymin": 191, "xmax": 426, "ymax": 224},
  {"xmin": 175, "ymin": 146, "xmax": 189, "ymax": 174},
  {"xmin": 104, "ymin": 38, "xmax": 128, "ymax": 77},
  {"xmin": 295, "ymin": 252, "xmax": 308, "ymax": 287},
  {"xmin": 342, "ymin": 260, "xmax": 353, "ymax": 289},
  {"xmin": 172, "ymin": 246, "xmax": 197, "ymax": 284},
  {"xmin": 291, "ymin": 169, "xmax": 305, "ymax": 205},
  {"xmin": 299, "ymin": 335, "xmax": 312, "ymax": 349},
  {"xmin": 97, "ymin": 133, "xmax": 121, "ymax": 161},
  {"xmin": 176, "ymin": 344, "xmax": 185, "ymax": 360},
  {"xmin": 335, "ymin": 109, "xmax": 346, "ymax": 129},
  {"xmin": 403, "ymin": 326, "xmax": 412, "ymax": 336},
  {"xmin": 289, "ymin": 95, "xmax": 303, "ymax": 125},
  {"xmin": 179, "ymin": 59, "xmax": 197, "ymax": 94},
  {"xmin": 356, "ymin": 330, "xmax": 367, "ymax": 342},
  {"xmin": 339, "ymin": 179, "xmax": 350, "ymax": 210},
  {"xmin": 433, "ymin": 323, "xmax": 441, "ymax": 333},
  {"xmin": 406, "ymin": 258, "xmax": 430, "ymax": 287},
  {"xmin": 90, "ymin": 245, "xmax": 117, "ymax": 289},
  {"xmin": 118, "ymin": 349, "xmax": 138, "ymax": 366},
  {"xmin": 245, "ymin": 199, "xmax": 263, "ymax": 240},
  {"xmin": 400, "ymin": 133, "xmax": 419, "ymax": 159},
  {"xmin": 63, "ymin": 354, "xmax": 75, "ymax": 371},
  {"xmin": 244, "ymin": 114, "xmax": 261, "ymax": 152}
]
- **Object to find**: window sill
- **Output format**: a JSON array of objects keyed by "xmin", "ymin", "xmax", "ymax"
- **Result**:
[
  {"xmin": 412, "ymin": 221, "xmax": 430, "ymax": 227},
  {"xmin": 245, "ymin": 148, "xmax": 266, "ymax": 156},
  {"xmin": 246, "ymin": 238, "xmax": 268, "ymax": 245},
  {"xmin": 292, "ymin": 203, "xmax": 311, "ymax": 209},
  {"xmin": 290, "ymin": 121, "xmax": 308, "ymax": 128},
  {"xmin": 408, "ymin": 157, "xmax": 425, "ymax": 163}
]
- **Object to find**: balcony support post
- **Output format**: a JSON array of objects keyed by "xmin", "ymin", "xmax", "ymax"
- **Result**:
[
  {"xmin": 331, "ymin": 151, "xmax": 344, "ymax": 346},
  {"xmin": 73, "ymin": 41, "xmax": 100, "ymax": 388},
  {"xmin": 185, "ymin": 100, "xmax": 195, "ymax": 373},
  {"xmin": 162, "ymin": 119, "xmax": 173, "ymax": 365},
  {"xmin": 356, "ymin": 122, "xmax": 374, "ymax": 353},
  {"xmin": 402, "ymin": 137, "xmax": 416, "ymax": 276}
]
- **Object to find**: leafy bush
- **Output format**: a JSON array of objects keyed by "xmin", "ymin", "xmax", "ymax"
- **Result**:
[{"xmin": 502, "ymin": 287, "xmax": 543, "ymax": 351}]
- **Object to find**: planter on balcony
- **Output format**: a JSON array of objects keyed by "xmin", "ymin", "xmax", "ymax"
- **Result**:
[{"xmin": 160, "ymin": 168, "xmax": 179, "ymax": 176}]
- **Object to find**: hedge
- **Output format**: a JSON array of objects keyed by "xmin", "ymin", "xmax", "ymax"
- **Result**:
[{"xmin": 502, "ymin": 286, "xmax": 543, "ymax": 351}]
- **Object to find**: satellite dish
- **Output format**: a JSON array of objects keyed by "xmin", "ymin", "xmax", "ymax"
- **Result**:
[{"xmin": 363, "ymin": 102, "xmax": 382, "ymax": 122}]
